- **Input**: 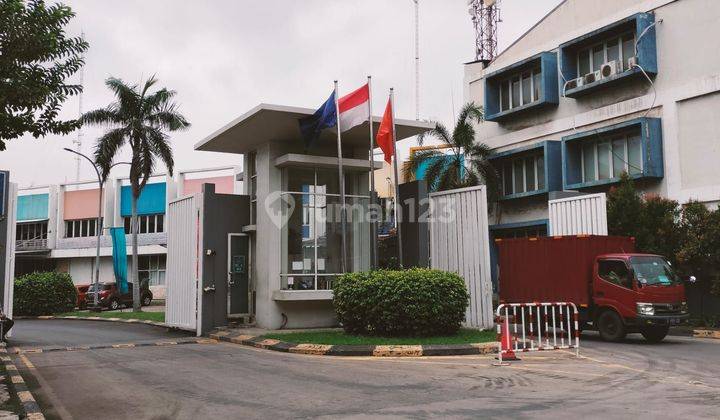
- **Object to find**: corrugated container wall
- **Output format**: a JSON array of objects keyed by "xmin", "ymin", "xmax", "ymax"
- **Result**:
[
  {"xmin": 549, "ymin": 193, "xmax": 607, "ymax": 236},
  {"xmin": 496, "ymin": 235, "xmax": 636, "ymax": 305}
]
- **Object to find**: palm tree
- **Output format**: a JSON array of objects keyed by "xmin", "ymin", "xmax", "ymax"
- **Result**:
[
  {"xmin": 82, "ymin": 76, "xmax": 190, "ymax": 311},
  {"xmin": 404, "ymin": 102, "xmax": 498, "ymax": 198}
]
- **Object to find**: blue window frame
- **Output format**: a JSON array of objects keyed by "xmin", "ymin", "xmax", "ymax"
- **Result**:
[
  {"xmin": 559, "ymin": 13, "xmax": 657, "ymax": 98},
  {"xmin": 562, "ymin": 117, "xmax": 663, "ymax": 189},
  {"xmin": 489, "ymin": 141, "xmax": 562, "ymax": 200},
  {"xmin": 484, "ymin": 52, "xmax": 559, "ymax": 122}
]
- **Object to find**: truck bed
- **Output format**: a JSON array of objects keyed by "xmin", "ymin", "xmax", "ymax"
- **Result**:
[{"xmin": 496, "ymin": 235, "xmax": 636, "ymax": 305}]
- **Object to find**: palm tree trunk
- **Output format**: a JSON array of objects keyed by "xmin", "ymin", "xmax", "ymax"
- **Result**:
[{"xmin": 131, "ymin": 194, "xmax": 141, "ymax": 312}]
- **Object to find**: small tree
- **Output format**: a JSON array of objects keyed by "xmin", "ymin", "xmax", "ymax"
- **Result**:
[
  {"xmin": 677, "ymin": 202, "xmax": 720, "ymax": 295},
  {"xmin": 0, "ymin": 0, "xmax": 89, "ymax": 149},
  {"xmin": 404, "ymin": 103, "xmax": 499, "ymax": 198}
]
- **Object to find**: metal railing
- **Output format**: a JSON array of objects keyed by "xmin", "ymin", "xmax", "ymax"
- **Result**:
[
  {"xmin": 496, "ymin": 302, "xmax": 580, "ymax": 364},
  {"xmin": 15, "ymin": 238, "xmax": 48, "ymax": 251}
]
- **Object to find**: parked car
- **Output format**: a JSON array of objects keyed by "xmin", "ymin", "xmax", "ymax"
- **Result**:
[
  {"xmin": 76, "ymin": 284, "xmax": 90, "ymax": 309},
  {"xmin": 86, "ymin": 281, "xmax": 153, "ymax": 310}
]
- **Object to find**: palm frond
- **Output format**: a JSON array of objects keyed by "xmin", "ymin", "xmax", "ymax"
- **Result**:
[
  {"xmin": 146, "ymin": 127, "xmax": 175, "ymax": 176},
  {"xmin": 81, "ymin": 107, "xmax": 123, "ymax": 126},
  {"xmin": 146, "ymin": 109, "xmax": 190, "ymax": 131},
  {"xmin": 423, "ymin": 155, "xmax": 451, "ymax": 192},
  {"xmin": 93, "ymin": 128, "xmax": 128, "ymax": 180},
  {"xmin": 105, "ymin": 77, "xmax": 140, "ymax": 116},
  {"xmin": 402, "ymin": 149, "xmax": 443, "ymax": 181},
  {"xmin": 418, "ymin": 122, "xmax": 452, "ymax": 147}
]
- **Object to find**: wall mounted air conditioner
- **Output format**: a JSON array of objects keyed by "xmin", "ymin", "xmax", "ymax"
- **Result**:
[
  {"xmin": 600, "ymin": 60, "xmax": 622, "ymax": 79},
  {"xmin": 583, "ymin": 70, "xmax": 601, "ymax": 85},
  {"xmin": 564, "ymin": 76, "xmax": 584, "ymax": 92}
]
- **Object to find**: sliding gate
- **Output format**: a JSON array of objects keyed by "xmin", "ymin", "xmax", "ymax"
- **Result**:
[{"xmin": 165, "ymin": 195, "xmax": 202, "ymax": 335}]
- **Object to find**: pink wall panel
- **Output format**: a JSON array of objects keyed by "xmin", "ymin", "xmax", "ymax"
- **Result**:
[
  {"xmin": 183, "ymin": 176, "xmax": 235, "ymax": 195},
  {"xmin": 64, "ymin": 189, "xmax": 101, "ymax": 220}
]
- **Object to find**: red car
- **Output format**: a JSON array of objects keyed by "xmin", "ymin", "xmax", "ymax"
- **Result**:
[
  {"xmin": 76, "ymin": 284, "xmax": 90, "ymax": 309},
  {"xmin": 85, "ymin": 282, "xmax": 153, "ymax": 310}
]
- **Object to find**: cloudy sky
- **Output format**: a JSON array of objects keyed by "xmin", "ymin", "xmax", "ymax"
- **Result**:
[{"xmin": 1, "ymin": 0, "xmax": 562, "ymax": 187}]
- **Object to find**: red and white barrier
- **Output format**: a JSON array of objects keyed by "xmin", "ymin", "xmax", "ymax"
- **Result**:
[{"xmin": 495, "ymin": 302, "xmax": 580, "ymax": 365}]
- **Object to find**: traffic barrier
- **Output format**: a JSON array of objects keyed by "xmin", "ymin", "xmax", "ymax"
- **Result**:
[{"xmin": 495, "ymin": 302, "xmax": 579, "ymax": 365}]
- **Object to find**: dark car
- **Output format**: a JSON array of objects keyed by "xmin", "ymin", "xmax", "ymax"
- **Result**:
[
  {"xmin": 86, "ymin": 281, "xmax": 153, "ymax": 310},
  {"xmin": 76, "ymin": 284, "xmax": 91, "ymax": 309}
]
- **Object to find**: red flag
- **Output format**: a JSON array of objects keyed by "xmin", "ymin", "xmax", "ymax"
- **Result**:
[{"xmin": 376, "ymin": 98, "xmax": 394, "ymax": 164}]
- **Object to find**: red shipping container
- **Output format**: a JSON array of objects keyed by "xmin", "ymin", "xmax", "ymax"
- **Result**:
[{"xmin": 496, "ymin": 235, "xmax": 636, "ymax": 305}]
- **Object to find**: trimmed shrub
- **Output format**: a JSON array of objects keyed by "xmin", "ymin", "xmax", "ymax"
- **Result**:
[
  {"xmin": 14, "ymin": 272, "xmax": 77, "ymax": 316},
  {"xmin": 333, "ymin": 268, "xmax": 470, "ymax": 337}
]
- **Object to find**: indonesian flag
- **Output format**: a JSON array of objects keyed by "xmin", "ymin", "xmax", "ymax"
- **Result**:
[
  {"xmin": 376, "ymin": 98, "xmax": 394, "ymax": 164},
  {"xmin": 338, "ymin": 83, "xmax": 370, "ymax": 132}
]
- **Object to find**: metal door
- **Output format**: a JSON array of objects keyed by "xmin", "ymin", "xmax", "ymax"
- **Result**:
[{"xmin": 227, "ymin": 233, "xmax": 250, "ymax": 316}]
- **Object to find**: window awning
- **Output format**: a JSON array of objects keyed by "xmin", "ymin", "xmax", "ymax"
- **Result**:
[{"xmin": 194, "ymin": 103, "xmax": 433, "ymax": 155}]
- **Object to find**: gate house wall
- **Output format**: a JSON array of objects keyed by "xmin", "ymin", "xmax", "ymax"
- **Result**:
[{"xmin": 429, "ymin": 186, "xmax": 494, "ymax": 329}]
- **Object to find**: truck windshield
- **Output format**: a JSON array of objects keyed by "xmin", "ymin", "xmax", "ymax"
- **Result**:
[{"xmin": 630, "ymin": 256, "xmax": 680, "ymax": 286}]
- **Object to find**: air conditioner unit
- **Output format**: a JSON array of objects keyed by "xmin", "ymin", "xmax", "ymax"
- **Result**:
[
  {"xmin": 600, "ymin": 60, "xmax": 622, "ymax": 78},
  {"xmin": 583, "ymin": 70, "xmax": 601, "ymax": 85},
  {"xmin": 564, "ymin": 77, "xmax": 584, "ymax": 92},
  {"xmin": 627, "ymin": 56, "xmax": 638, "ymax": 70}
]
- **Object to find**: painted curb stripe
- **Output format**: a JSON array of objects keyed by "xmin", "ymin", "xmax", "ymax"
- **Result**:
[
  {"xmin": 210, "ymin": 331, "xmax": 500, "ymax": 357},
  {"xmin": 10, "ymin": 339, "xmax": 217, "ymax": 354},
  {"xmin": 693, "ymin": 329, "xmax": 720, "ymax": 339},
  {"xmin": 0, "ymin": 346, "xmax": 45, "ymax": 419}
]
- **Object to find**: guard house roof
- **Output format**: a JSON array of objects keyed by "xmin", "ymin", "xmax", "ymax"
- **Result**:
[{"xmin": 194, "ymin": 103, "xmax": 434, "ymax": 154}]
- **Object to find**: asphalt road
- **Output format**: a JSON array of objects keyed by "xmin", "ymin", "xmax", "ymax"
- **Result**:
[{"xmin": 9, "ymin": 320, "xmax": 720, "ymax": 419}]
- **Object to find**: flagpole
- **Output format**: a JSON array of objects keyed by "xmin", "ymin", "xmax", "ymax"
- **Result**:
[
  {"xmin": 367, "ymin": 76, "xmax": 378, "ymax": 269},
  {"xmin": 334, "ymin": 80, "xmax": 348, "ymax": 273},
  {"xmin": 389, "ymin": 88, "xmax": 404, "ymax": 268}
]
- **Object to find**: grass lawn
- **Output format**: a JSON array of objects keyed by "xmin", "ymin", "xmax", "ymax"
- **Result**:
[
  {"xmin": 57, "ymin": 310, "xmax": 165, "ymax": 322},
  {"xmin": 261, "ymin": 328, "xmax": 496, "ymax": 346}
]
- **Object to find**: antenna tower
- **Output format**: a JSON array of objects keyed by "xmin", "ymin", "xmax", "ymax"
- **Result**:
[{"xmin": 468, "ymin": 0, "xmax": 501, "ymax": 62}]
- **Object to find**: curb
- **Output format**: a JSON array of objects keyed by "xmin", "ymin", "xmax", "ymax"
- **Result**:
[
  {"xmin": 693, "ymin": 329, "xmax": 720, "ymax": 339},
  {"xmin": 209, "ymin": 330, "xmax": 498, "ymax": 357},
  {"xmin": 8, "ymin": 338, "xmax": 217, "ymax": 355},
  {"xmin": 15, "ymin": 315, "xmax": 167, "ymax": 329},
  {"xmin": 0, "ymin": 345, "xmax": 44, "ymax": 419}
]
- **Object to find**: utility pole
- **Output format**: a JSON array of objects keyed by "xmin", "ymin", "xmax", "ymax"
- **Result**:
[{"xmin": 413, "ymin": 0, "xmax": 420, "ymax": 120}]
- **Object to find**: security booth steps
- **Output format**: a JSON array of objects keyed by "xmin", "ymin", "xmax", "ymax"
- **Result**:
[{"xmin": 208, "ymin": 330, "xmax": 499, "ymax": 357}]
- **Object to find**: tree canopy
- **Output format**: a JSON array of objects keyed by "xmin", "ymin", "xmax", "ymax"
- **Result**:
[{"xmin": 0, "ymin": 0, "xmax": 88, "ymax": 150}]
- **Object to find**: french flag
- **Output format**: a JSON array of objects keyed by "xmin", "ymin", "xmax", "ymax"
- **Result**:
[{"xmin": 337, "ymin": 83, "xmax": 370, "ymax": 132}]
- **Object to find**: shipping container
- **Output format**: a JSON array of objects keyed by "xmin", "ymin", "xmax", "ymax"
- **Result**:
[{"xmin": 496, "ymin": 235, "xmax": 636, "ymax": 305}]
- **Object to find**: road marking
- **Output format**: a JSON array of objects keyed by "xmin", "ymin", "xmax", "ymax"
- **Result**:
[{"xmin": 19, "ymin": 354, "xmax": 35, "ymax": 369}]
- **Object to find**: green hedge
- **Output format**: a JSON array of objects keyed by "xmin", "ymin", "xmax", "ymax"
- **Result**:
[
  {"xmin": 333, "ymin": 269, "xmax": 470, "ymax": 337},
  {"xmin": 14, "ymin": 272, "xmax": 77, "ymax": 316}
]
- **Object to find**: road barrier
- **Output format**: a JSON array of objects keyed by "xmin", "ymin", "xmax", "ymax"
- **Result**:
[{"xmin": 495, "ymin": 302, "xmax": 580, "ymax": 364}]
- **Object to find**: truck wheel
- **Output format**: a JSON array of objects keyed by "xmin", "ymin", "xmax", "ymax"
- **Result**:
[
  {"xmin": 640, "ymin": 326, "xmax": 669, "ymax": 343},
  {"xmin": 597, "ymin": 310, "xmax": 626, "ymax": 342}
]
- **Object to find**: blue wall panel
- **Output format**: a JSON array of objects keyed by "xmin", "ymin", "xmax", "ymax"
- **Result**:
[
  {"xmin": 120, "ymin": 183, "xmax": 166, "ymax": 217},
  {"xmin": 17, "ymin": 193, "xmax": 49, "ymax": 221}
]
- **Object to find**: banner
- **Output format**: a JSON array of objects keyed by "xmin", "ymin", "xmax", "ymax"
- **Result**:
[{"xmin": 110, "ymin": 227, "xmax": 129, "ymax": 294}]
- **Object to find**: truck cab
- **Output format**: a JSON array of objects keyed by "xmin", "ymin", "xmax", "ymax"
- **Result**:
[{"xmin": 592, "ymin": 253, "xmax": 689, "ymax": 342}]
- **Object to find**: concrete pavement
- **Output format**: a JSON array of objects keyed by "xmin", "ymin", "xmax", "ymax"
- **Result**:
[{"xmin": 9, "ymin": 320, "xmax": 720, "ymax": 419}]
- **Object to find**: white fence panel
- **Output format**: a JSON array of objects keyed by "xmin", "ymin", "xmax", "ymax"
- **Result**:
[
  {"xmin": 166, "ymin": 195, "xmax": 200, "ymax": 334},
  {"xmin": 549, "ymin": 193, "xmax": 607, "ymax": 236},
  {"xmin": 429, "ymin": 186, "xmax": 493, "ymax": 329}
]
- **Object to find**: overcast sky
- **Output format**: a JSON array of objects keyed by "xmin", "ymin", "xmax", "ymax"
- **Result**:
[{"xmin": 1, "ymin": 0, "xmax": 562, "ymax": 188}]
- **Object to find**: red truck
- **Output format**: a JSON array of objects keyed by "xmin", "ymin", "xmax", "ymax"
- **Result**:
[{"xmin": 496, "ymin": 235, "xmax": 690, "ymax": 343}]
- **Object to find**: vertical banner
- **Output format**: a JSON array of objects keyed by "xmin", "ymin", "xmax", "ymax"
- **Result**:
[{"xmin": 110, "ymin": 227, "xmax": 129, "ymax": 294}]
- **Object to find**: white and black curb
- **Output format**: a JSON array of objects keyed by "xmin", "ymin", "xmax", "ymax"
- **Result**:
[
  {"xmin": 15, "ymin": 315, "xmax": 168, "ymax": 329},
  {"xmin": 0, "ymin": 345, "xmax": 44, "ymax": 419}
]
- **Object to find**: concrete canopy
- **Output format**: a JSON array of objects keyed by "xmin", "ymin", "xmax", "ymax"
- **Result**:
[{"xmin": 194, "ymin": 103, "xmax": 434, "ymax": 155}]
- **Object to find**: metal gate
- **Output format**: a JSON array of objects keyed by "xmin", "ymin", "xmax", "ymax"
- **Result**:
[
  {"xmin": 165, "ymin": 195, "xmax": 201, "ymax": 334},
  {"xmin": 429, "ymin": 185, "xmax": 493, "ymax": 329}
]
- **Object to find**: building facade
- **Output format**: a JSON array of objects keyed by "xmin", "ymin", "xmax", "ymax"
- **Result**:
[
  {"xmin": 14, "ymin": 167, "xmax": 242, "ymax": 298},
  {"xmin": 464, "ymin": 0, "xmax": 720, "ymax": 240}
]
